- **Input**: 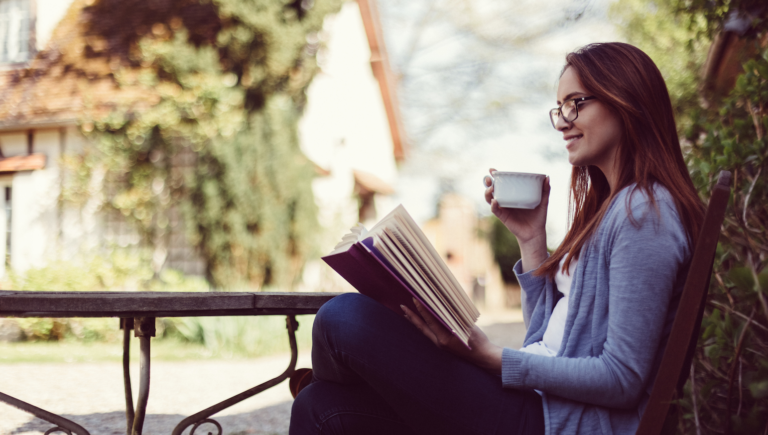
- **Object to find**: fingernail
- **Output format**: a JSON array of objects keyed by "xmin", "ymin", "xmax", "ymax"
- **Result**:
[{"xmin": 400, "ymin": 304, "xmax": 406, "ymax": 312}]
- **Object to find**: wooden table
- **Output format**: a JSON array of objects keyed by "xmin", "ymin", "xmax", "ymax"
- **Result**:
[{"xmin": 0, "ymin": 290, "xmax": 341, "ymax": 435}]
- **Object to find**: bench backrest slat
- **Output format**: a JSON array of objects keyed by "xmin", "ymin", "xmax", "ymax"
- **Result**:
[{"xmin": 636, "ymin": 171, "xmax": 731, "ymax": 435}]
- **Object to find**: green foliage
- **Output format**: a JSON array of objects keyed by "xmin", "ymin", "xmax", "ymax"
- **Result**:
[
  {"xmin": 673, "ymin": 0, "xmax": 768, "ymax": 40},
  {"xmin": 2, "ymin": 253, "xmax": 209, "ymax": 342},
  {"xmin": 684, "ymin": 45, "xmax": 768, "ymax": 434},
  {"xmin": 168, "ymin": 315, "xmax": 314, "ymax": 358},
  {"xmin": 487, "ymin": 217, "xmax": 521, "ymax": 285},
  {"xmin": 610, "ymin": 0, "xmax": 709, "ymax": 134},
  {"xmin": 62, "ymin": 0, "xmax": 342, "ymax": 289},
  {"xmin": 612, "ymin": 0, "xmax": 768, "ymax": 432},
  {"xmin": 1, "ymin": 253, "xmax": 311, "ymax": 358}
]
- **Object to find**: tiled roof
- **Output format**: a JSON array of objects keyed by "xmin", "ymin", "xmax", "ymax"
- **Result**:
[
  {"xmin": 0, "ymin": 0, "xmax": 408, "ymax": 166},
  {"xmin": 0, "ymin": 0, "xmax": 218, "ymax": 131}
]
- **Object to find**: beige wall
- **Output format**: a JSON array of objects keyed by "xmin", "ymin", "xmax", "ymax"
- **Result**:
[{"xmin": 422, "ymin": 193, "xmax": 510, "ymax": 311}]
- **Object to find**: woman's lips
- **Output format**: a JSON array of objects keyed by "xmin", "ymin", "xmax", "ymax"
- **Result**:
[{"xmin": 565, "ymin": 135, "xmax": 583, "ymax": 149}]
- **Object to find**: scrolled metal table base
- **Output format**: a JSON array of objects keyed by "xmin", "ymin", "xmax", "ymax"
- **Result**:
[
  {"xmin": 171, "ymin": 315, "xmax": 300, "ymax": 435},
  {"xmin": 190, "ymin": 418, "xmax": 223, "ymax": 435},
  {"xmin": 1, "ymin": 314, "xmax": 302, "ymax": 435},
  {"xmin": 0, "ymin": 391, "xmax": 90, "ymax": 435}
]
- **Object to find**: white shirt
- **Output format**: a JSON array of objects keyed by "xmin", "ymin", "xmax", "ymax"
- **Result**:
[{"xmin": 520, "ymin": 254, "xmax": 578, "ymax": 358}]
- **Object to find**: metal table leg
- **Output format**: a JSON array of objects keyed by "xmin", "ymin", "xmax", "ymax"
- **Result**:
[
  {"xmin": 0, "ymin": 391, "xmax": 90, "ymax": 435},
  {"xmin": 120, "ymin": 318, "xmax": 135, "ymax": 435},
  {"xmin": 131, "ymin": 317, "xmax": 155, "ymax": 435},
  {"xmin": 171, "ymin": 315, "xmax": 300, "ymax": 435}
]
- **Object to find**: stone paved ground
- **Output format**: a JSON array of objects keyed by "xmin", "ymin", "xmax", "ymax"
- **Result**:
[{"xmin": 0, "ymin": 317, "xmax": 526, "ymax": 435}]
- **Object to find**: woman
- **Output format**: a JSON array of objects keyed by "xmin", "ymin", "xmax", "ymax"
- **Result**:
[{"xmin": 290, "ymin": 42, "xmax": 704, "ymax": 435}]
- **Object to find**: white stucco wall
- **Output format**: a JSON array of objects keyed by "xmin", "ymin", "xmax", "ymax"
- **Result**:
[
  {"xmin": 35, "ymin": 0, "xmax": 76, "ymax": 51},
  {"xmin": 0, "ymin": 129, "xmax": 58, "ymax": 275},
  {"xmin": 299, "ymin": 0, "xmax": 399, "ymax": 250},
  {"xmin": 0, "ymin": 126, "xmax": 100, "ymax": 278},
  {"xmin": 297, "ymin": 1, "xmax": 400, "ymax": 291}
]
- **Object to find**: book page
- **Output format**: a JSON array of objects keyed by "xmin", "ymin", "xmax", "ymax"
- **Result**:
[
  {"xmin": 391, "ymin": 210, "xmax": 480, "ymax": 319},
  {"xmin": 327, "ymin": 204, "xmax": 478, "ymax": 345},
  {"xmin": 380, "ymin": 229, "xmax": 465, "ymax": 326},
  {"xmin": 374, "ymin": 233, "xmax": 463, "ymax": 334},
  {"xmin": 329, "ymin": 224, "xmax": 369, "ymax": 256},
  {"xmin": 387, "ymin": 225, "xmax": 476, "ymax": 333}
]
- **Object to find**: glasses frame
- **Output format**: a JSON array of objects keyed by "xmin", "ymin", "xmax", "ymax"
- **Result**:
[{"xmin": 549, "ymin": 96, "xmax": 597, "ymax": 129}]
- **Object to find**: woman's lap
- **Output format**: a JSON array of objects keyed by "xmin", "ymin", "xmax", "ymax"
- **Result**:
[{"xmin": 290, "ymin": 293, "xmax": 544, "ymax": 435}]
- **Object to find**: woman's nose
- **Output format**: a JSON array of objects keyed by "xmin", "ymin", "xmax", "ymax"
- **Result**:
[{"xmin": 555, "ymin": 113, "xmax": 572, "ymax": 131}]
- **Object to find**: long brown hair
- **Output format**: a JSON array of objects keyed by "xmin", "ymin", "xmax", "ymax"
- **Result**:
[{"xmin": 537, "ymin": 42, "xmax": 704, "ymax": 278}]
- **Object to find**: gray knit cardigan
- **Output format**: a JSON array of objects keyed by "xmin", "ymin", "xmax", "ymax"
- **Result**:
[{"xmin": 503, "ymin": 184, "xmax": 691, "ymax": 435}]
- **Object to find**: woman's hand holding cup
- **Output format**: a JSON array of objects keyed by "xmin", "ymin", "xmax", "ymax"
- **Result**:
[{"xmin": 484, "ymin": 168, "xmax": 550, "ymax": 273}]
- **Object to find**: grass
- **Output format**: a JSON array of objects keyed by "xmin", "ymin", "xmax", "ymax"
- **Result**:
[
  {"xmin": 0, "ymin": 340, "xmax": 214, "ymax": 363},
  {"xmin": 0, "ymin": 315, "xmax": 316, "ymax": 364}
]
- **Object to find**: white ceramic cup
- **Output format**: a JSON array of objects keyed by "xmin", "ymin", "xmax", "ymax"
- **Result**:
[{"xmin": 491, "ymin": 171, "xmax": 547, "ymax": 209}]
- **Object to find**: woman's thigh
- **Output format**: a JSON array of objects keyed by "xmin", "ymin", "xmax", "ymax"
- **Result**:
[{"xmin": 299, "ymin": 292, "xmax": 543, "ymax": 435}]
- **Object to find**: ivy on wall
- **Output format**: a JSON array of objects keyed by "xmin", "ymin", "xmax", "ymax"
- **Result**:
[{"xmin": 59, "ymin": 0, "xmax": 343, "ymax": 289}]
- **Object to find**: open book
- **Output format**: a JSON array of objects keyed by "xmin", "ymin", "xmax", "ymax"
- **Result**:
[{"xmin": 322, "ymin": 205, "xmax": 480, "ymax": 348}]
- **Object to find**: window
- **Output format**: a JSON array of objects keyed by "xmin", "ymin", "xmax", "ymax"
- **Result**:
[{"xmin": 0, "ymin": 0, "xmax": 32, "ymax": 63}]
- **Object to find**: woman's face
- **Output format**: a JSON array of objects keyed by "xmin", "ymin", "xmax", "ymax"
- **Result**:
[{"xmin": 555, "ymin": 67, "xmax": 623, "ymax": 183}]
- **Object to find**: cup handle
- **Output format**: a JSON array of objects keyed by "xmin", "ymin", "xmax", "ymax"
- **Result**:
[{"xmin": 485, "ymin": 175, "xmax": 495, "ymax": 199}]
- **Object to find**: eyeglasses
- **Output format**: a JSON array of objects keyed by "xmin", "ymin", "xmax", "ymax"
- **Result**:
[{"xmin": 549, "ymin": 96, "xmax": 596, "ymax": 129}]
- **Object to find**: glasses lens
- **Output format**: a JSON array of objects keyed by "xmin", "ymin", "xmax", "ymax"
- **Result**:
[
  {"xmin": 562, "ymin": 100, "xmax": 577, "ymax": 122},
  {"xmin": 549, "ymin": 109, "xmax": 559, "ymax": 129}
]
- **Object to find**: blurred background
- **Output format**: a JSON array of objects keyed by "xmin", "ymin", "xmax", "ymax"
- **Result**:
[{"xmin": 0, "ymin": 0, "xmax": 765, "ymax": 433}]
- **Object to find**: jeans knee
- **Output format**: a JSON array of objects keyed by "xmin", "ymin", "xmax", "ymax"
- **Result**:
[
  {"xmin": 314, "ymin": 293, "xmax": 365, "ymax": 334},
  {"xmin": 290, "ymin": 383, "xmax": 321, "ymax": 434}
]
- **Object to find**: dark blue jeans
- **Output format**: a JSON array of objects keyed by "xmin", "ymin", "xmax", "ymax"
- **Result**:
[{"xmin": 290, "ymin": 293, "xmax": 545, "ymax": 435}]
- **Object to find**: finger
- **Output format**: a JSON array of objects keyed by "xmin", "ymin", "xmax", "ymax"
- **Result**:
[
  {"xmin": 401, "ymin": 305, "xmax": 438, "ymax": 344},
  {"xmin": 484, "ymin": 185, "xmax": 494, "ymax": 204},
  {"xmin": 490, "ymin": 199, "xmax": 503, "ymax": 216},
  {"xmin": 488, "ymin": 168, "xmax": 497, "ymax": 176},
  {"xmin": 483, "ymin": 175, "xmax": 493, "ymax": 187},
  {"xmin": 413, "ymin": 300, "xmax": 459, "ymax": 348},
  {"xmin": 412, "ymin": 299, "xmax": 446, "ymax": 333}
]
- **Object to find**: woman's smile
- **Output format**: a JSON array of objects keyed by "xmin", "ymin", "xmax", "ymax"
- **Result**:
[{"xmin": 564, "ymin": 134, "xmax": 583, "ymax": 149}]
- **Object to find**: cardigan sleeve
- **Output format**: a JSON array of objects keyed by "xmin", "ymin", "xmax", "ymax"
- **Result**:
[
  {"xmin": 501, "ymin": 194, "xmax": 689, "ymax": 409},
  {"xmin": 513, "ymin": 258, "xmax": 549, "ymax": 329}
]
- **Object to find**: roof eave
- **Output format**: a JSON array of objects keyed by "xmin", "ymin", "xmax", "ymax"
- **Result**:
[{"xmin": 357, "ymin": 0, "xmax": 408, "ymax": 163}]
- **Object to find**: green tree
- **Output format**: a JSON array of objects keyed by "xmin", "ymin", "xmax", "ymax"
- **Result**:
[
  {"xmin": 487, "ymin": 217, "xmax": 521, "ymax": 285},
  {"xmin": 609, "ymin": 0, "xmax": 709, "ymax": 135},
  {"xmin": 59, "ymin": 0, "xmax": 342, "ymax": 288},
  {"xmin": 613, "ymin": 0, "xmax": 768, "ymax": 432}
]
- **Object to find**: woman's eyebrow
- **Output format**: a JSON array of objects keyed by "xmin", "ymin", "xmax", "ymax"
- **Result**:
[{"xmin": 556, "ymin": 92, "xmax": 587, "ymax": 105}]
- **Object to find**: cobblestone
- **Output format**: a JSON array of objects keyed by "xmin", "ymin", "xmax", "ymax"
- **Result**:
[{"xmin": 0, "ymin": 353, "xmax": 311, "ymax": 435}]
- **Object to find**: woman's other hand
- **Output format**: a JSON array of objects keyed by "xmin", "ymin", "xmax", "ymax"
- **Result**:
[
  {"xmin": 484, "ymin": 168, "xmax": 550, "ymax": 272},
  {"xmin": 401, "ymin": 299, "xmax": 502, "ymax": 374}
]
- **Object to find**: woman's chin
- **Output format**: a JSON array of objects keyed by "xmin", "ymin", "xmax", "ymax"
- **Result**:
[{"xmin": 567, "ymin": 154, "xmax": 581, "ymax": 166}]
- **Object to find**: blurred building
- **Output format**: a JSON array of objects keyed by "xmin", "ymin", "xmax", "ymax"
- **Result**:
[
  {"xmin": 0, "ymin": 0, "xmax": 406, "ymax": 283},
  {"xmin": 422, "ymin": 193, "xmax": 517, "ymax": 311},
  {"xmin": 297, "ymin": 0, "xmax": 407, "ymax": 292}
]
